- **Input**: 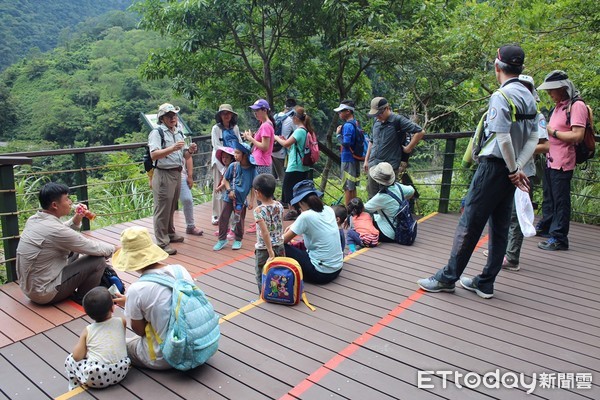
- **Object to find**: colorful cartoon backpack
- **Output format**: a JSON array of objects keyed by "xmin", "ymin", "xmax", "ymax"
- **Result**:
[{"xmin": 261, "ymin": 257, "xmax": 315, "ymax": 311}]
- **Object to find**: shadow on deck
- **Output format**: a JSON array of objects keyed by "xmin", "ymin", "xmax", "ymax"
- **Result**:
[{"xmin": 0, "ymin": 203, "xmax": 598, "ymax": 400}]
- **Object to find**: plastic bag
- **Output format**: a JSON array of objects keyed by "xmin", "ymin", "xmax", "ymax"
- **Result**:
[{"xmin": 514, "ymin": 189, "xmax": 535, "ymax": 237}]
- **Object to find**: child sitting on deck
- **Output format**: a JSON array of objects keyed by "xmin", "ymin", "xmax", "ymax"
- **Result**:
[
  {"xmin": 252, "ymin": 173, "xmax": 285, "ymax": 294},
  {"xmin": 346, "ymin": 197, "xmax": 379, "ymax": 253},
  {"xmin": 64, "ymin": 287, "xmax": 130, "ymax": 390},
  {"xmin": 332, "ymin": 204, "xmax": 348, "ymax": 253},
  {"xmin": 213, "ymin": 142, "xmax": 257, "ymax": 251}
]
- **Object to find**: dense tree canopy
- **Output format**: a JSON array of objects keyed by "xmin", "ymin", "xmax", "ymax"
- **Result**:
[{"xmin": 0, "ymin": 0, "xmax": 132, "ymax": 71}]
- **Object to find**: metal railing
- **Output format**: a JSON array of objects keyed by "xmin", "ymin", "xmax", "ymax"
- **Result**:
[{"xmin": 1, "ymin": 132, "xmax": 598, "ymax": 282}]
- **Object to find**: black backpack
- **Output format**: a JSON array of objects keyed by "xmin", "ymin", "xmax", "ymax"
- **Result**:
[
  {"xmin": 379, "ymin": 184, "xmax": 417, "ymax": 245},
  {"xmin": 143, "ymin": 127, "xmax": 165, "ymax": 172}
]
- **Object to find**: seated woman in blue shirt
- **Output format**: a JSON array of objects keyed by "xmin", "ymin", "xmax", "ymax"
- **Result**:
[
  {"xmin": 283, "ymin": 180, "xmax": 344, "ymax": 283},
  {"xmin": 364, "ymin": 162, "xmax": 414, "ymax": 242}
]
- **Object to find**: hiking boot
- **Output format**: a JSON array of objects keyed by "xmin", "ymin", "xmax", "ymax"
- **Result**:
[
  {"xmin": 169, "ymin": 234, "xmax": 185, "ymax": 243},
  {"xmin": 537, "ymin": 237, "xmax": 568, "ymax": 251},
  {"xmin": 186, "ymin": 226, "xmax": 204, "ymax": 236},
  {"xmin": 213, "ymin": 240, "xmax": 228, "ymax": 251},
  {"xmin": 161, "ymin": 245, "xmax": 177, "ymax": 255},
  {"xmin": 232, "ymin": 240, "xmax": 243, "ymax": 250},
  {"xmin": 417, "ymin": 277, "xmax": 455, "ymax": 293},
  {"xmin": 211, "ymin": 216, "xmax": 219, "ymax": 225},
  {"xmin": 284, "ymin": 210, "xmax": 298, "ymax": 221},
  {"xmin": 459, "ymin": 277, "xmax": 493, "ymax": 299},
  {"xmin": 501, "ymin": 257, "xmax": 520, "ymax": 271}
]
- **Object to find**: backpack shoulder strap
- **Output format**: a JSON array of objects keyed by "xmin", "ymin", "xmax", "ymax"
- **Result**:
[
  {"xmin": 156, "ymin": 127, "xmax": 166, "ymax": 148},
  {"xmin": 497, "ymin": 88, "xmax": 537, "ymax": 121},
  {"xmin": 139, "ymin": 272, "xmax": 175, "ymax": 289}
]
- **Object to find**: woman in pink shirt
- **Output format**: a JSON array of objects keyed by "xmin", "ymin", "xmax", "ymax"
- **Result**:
[
  {"xmin": 243, "ymin": 98, "xmax": 275, "ymax": 175},
  {"xmin": 242, "ymin": 98, "xmax": 275, "ymax": 233}
]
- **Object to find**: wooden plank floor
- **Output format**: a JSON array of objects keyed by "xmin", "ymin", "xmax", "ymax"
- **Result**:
[{"xmin": 0, "ymin": 203, "xmax": 598, "ymax": 400}]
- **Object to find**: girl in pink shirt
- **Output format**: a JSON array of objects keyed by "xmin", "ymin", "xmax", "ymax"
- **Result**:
[
  {"xmin": 346, "ymin": 197, "xmax": 379, "ymax": 253},
  {"xmin": 243, "ymin": 98, "xmax": 275, "ymax": 175}
]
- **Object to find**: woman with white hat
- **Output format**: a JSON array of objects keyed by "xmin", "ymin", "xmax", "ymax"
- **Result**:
[
  {"xmin": 364, "ymin": 162, "xmax": 415, "ymax": 242},
  {"xmin": 210, "ymin": 104, "xmax": 242, "ymax": 226},
  {"xmin": 535, "ymin": 70, "xmax": 588, "ymax": 251}
]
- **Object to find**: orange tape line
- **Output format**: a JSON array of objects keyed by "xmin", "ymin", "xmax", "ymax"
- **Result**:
[{"xmin": 280, "ymin": 290, "xmax": 424, "ymax": 399}]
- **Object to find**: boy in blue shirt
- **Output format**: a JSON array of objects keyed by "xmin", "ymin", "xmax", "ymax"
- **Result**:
[{"xmin": 214, "ymin": 142, "xmax": 256, "ymax": 251}]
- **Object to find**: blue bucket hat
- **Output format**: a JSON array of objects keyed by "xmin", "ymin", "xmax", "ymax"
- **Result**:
[
  {"xmin": 233, "ymin": 142, "xmax": 256, "ymax": 165},
  {"xmin": 234, "ymin": 141, "xmax": 251, "ymax": 155},
  {"xmin": 290, "ymin": 180, "xmax": 323, "ymax": 206}
]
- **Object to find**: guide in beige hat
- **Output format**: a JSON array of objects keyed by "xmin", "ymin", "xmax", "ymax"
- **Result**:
[{"xmin": 112, "ymin": 227, "xmax": 169, "ymax": 272}]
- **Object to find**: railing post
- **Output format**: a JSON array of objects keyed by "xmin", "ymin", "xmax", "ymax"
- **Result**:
[
  {"xmin": 438, "ymin": 138, "xmax": 456, "ymax": 213},
  {"xmin": 74, "ymin": 153, "xmax": 90, "ymax": 231},
  {"xmin": 0, "ymin": 157, "xmax": 32, "ymax": 282}
]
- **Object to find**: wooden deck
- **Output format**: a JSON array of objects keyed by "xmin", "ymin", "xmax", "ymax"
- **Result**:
[{"xmin": 0, "ymin": 203, "xmax": 599, "ymax": 400}]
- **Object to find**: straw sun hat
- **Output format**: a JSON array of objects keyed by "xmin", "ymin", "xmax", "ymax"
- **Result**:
[{"xmin": 112, "ymin": 227, "xmax": 169, "ymax": 272}]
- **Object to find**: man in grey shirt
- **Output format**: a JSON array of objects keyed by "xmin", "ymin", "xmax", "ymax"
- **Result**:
[
  {"xmin": 365, "ymin": 97, "xmax": 425, "ymax": 199},
  {"xmin": 418, "ymin": 44, "xmax": 538, "ymax": 299},
  {"xmin": 17, "ymin": 182, "xmax": 115, "ymax": 304},
  {"xmin": 149, "ymin": 103, "xmax": 198, "ymax": 255}
]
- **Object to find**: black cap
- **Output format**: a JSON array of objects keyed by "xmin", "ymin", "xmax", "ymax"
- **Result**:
[{"xmin": 497, "ymin": 45, "xmax": 525, "ymax": 66}]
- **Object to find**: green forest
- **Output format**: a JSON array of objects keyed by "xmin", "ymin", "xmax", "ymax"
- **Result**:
[{"xmin": 0, "ymin": 0, "xmax": 131, "ymax": 71}]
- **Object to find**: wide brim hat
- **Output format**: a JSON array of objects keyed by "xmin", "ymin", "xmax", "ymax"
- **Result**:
[
  {"xmin": 537, "ymin": 70, "xmax": 570, "ymax": 91},
  {"xmin": 369, "ymin": 162, "xmax": 396, "ymax": 186},
  {"xmin": 157, "ymin": 103, "xmax": 180, "ymax": 120},
  {"xmin": 290, "ymin": 179, "xmax": 323, "ymax": 206},
  {"xmin": 112, "ymin": 227, "xmax": 169, "ymax": 272},
  {"xmin": 367, "ymin": 97, "xmax": 388, "ymax": 117},
  {"xmin": 216, "ymin": 146, "xmax": 235, "ymax": 161},
  {"xmin": 214, "ymin": 104, "xmax": 238, "ymax": 120},
  {"xmin": 233, "ymin": 141, "xmax": 251, "ymax": 155}
]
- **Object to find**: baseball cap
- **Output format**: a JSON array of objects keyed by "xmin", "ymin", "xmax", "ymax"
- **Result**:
[
  {"xmin": 497, "ymin": 45, "xmax": 525, "ymax": 66},
  {"xmin": 367, "ymin": 97, "xmax": 389, "ymax": 117}
]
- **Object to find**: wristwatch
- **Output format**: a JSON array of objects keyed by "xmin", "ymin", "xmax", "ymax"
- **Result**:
[{"xmin": 552, "ymin": 129, "xmax": 558, "ymax": 138}]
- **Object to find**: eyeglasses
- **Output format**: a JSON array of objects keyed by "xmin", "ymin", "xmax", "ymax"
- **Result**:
[{"xmin": 164, "ymin": 113, "xmax": 178, "ymax": 119}]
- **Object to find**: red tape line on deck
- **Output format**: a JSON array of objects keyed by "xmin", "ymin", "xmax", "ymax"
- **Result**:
[
  {"xmin": 192, "ymin": 251, "xmax": 254, "ymax": 278},
  {"xmin": 279, "ymin": 290, "xmax": 424, "ymax": 400}
]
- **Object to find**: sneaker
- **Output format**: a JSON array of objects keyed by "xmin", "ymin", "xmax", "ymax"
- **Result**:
[
  {"xmin": 417, "ymin": 277, "xmax": 455, "ymax": 293},
  {"xmin": 186, "ymin": 226, "xmax": 204, "ymax": 236},
  {"xmin": 232, "ymin": 240, "xmax": 242, "ymax": 250},
  {"xmin": 245, "ymin": 223, "xmax": 257, "ymax": 234},
  {"xmin": 169, "ymin": 234, "xmax": 185, "ymax": 243},
  {"xmin": 213, "ymin": 230, "xmax": 219, "ymax": 236},
  {"xmin": 226, "ymin": 229, "xmax": 235, "ymax": 240},
  {"xmin": 284, "ymin": 210, "xmax": 298, "ymax": 221},
  {"xmin": 211, "ymin": 216, "xmax": 219, "ymax": 225},
  {"xmin": 459, "ymin": 277, "xmax": 493, "ymax": 299},
  {"xmin": 537, "ymin": 237, "xmax": 568, "ymax": 251},
  {"xmin": 213, "ymin": 240, "xmax": 228, "ymax": 251},
  {"xmin": 482, "ymin": 250, "xmax": 488, "ymax": 257},
  {"xmin": 501, "ymin": 257, "xmax": 520, "ymax": 271},
  {"xmin": 161, "ymin": 245, "xmax": 177, "ymax": 255}
]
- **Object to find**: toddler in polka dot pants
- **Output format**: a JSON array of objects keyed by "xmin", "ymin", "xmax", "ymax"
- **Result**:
[{"xmin": 65, "ymin": 287, "xmax": 130, "ymax": 390}]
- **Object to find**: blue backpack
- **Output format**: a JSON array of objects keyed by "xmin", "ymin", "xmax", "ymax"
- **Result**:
[
  {"xmin": 379, "ymin": 184, "xmax": 417, "ymax": 245},
  {"xmin": 347, "ymin": 120, "xmax": 368, "ymax": 161},
  {"xmin": 139, "ymin": 266, "xmax": 220, "ymax": 370}
]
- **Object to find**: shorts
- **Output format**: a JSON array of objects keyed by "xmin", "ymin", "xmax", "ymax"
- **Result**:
[{"xmin": 341, "ymin": 161, "xmax": 360, "ymax": 191}]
